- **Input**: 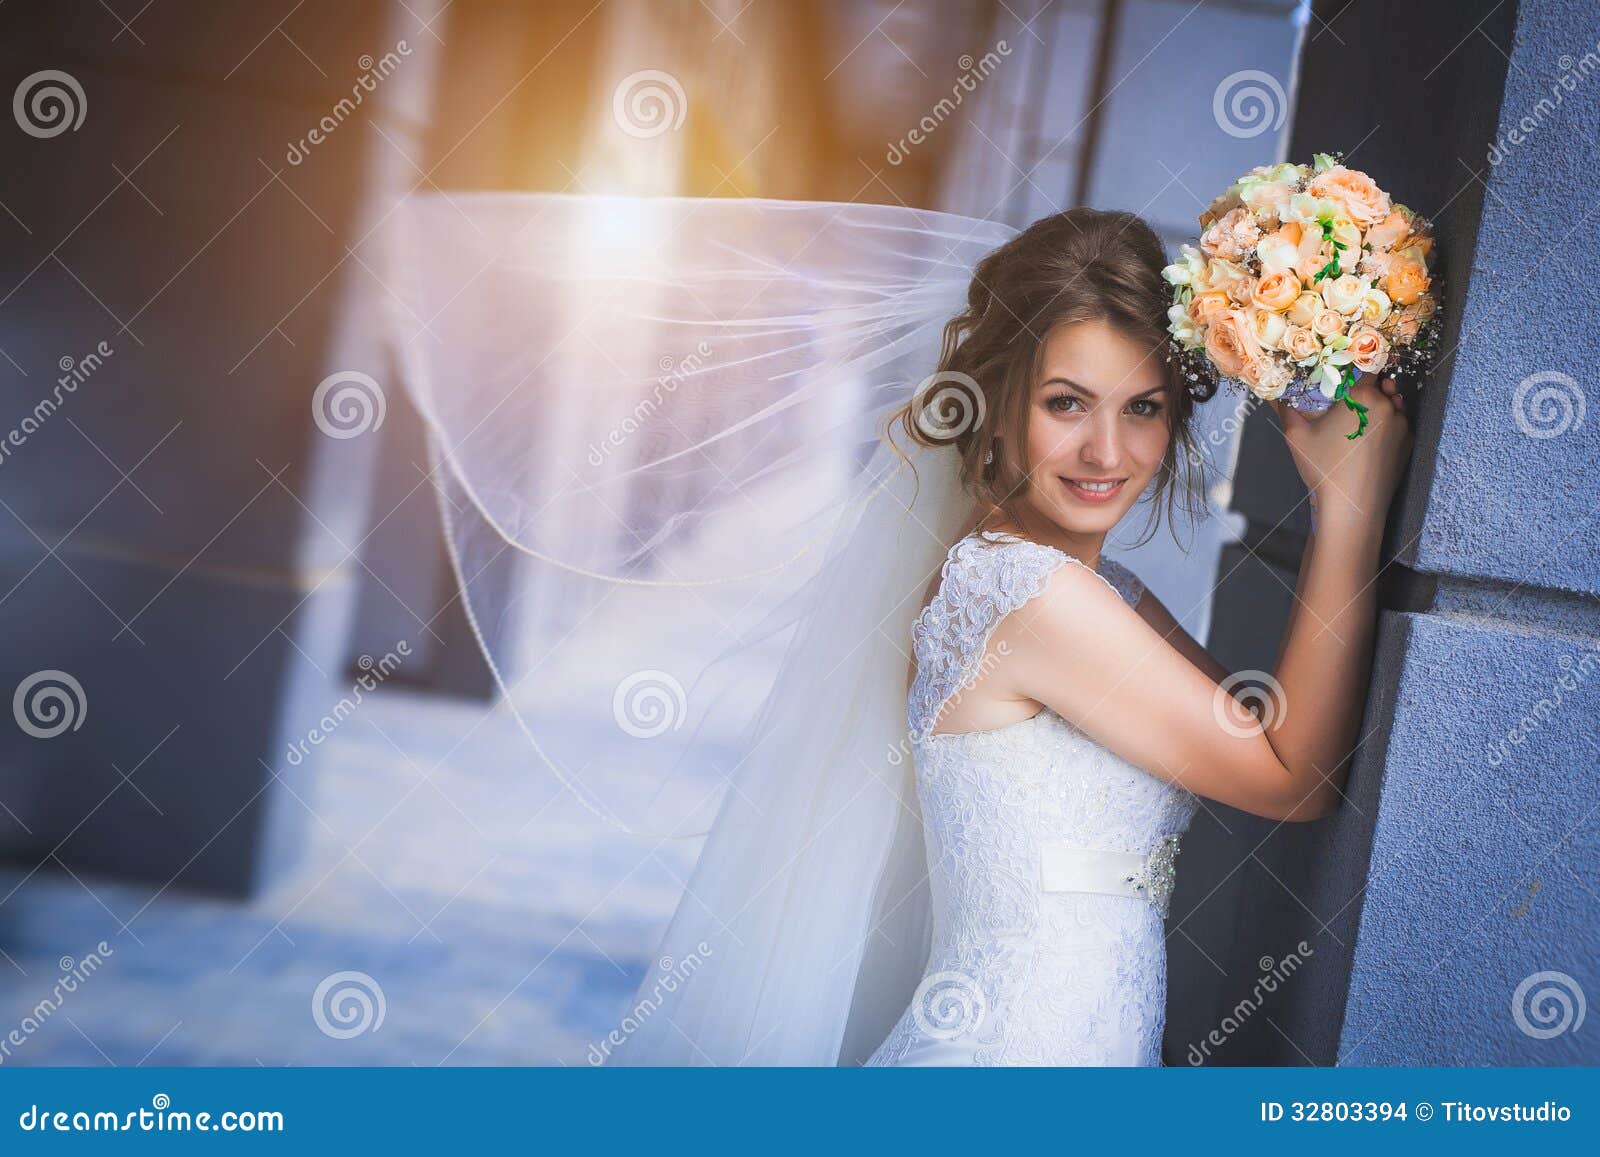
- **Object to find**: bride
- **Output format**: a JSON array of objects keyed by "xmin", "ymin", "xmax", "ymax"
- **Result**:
[
  {"xmin": 859, "ymin": 209, "xmax": 1411, "ymax": 1065},
  {"xmin": 387, "ymin": 194, "xmax": 1414, "ymax": 1067}
]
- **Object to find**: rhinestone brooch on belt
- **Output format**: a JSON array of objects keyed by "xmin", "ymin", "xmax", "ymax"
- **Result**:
[{"xmin": 1124, "ymin": 833, "xmax": 1182, "ymax": 918}]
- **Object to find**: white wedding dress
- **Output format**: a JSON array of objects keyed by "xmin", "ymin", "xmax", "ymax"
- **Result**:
[
  {"xmin": 386, "ymin": 190, "xmax": 1214, "ymax": 1065},
  {"xmin": 865, "ymin": 529, "xmax": 1200, "ymax": 1067}
]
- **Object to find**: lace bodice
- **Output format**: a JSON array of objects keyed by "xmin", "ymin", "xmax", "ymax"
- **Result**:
[{"xmin": 866, "ymin": 529, "xmax": 1199, "ymax": 1067}]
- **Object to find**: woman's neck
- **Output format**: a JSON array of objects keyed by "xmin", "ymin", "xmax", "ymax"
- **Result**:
[{"xmin": 976, "ymin": 506, "xmax": 1107, "ymax": 571}]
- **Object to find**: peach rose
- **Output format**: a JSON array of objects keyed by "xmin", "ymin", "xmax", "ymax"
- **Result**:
[
  {"xmin": 1252, "ymin": 270, "xmax": 1301, "ymax": 312},
  {"xmin": 1307, "ymin": 165, "xmax": 1392, "ymax": 227},
  {"xmin": 1409, "ymin": 293, "xmax": 1438, "ymax": 320},
  {"xmin": 1199, "ymin": 207, "xmax": 1263, "ymax": 262},
  {"xmin": 1311, "ymin": 308, "xmax": 1346, "ymax": 339},
  {"xmin": 1294, "ymin": 249, "xmax": 1332, "ymax": 284},
  {"xmin": 1358, "ymin": 249, "xmax": 1397, "ymax": 280},
  {"xmin": 1392, "ymin": 313, "xmax": 1422, "ymax": 344},
  {"xmin": 1283, "ymin": 325, "xmax": 1321, "ymax": 362},
  {"xmin": 1188, "ymin": 290, "xmax": 1232, "ymax": 326},
  {"xmin": 1203, "ymin": 308, "xmax": 1263, "ymax": 378},
  {"xmin": 1384, "ymin": 260, "xmax": 1430, "ymax": 306},
  {"xmin": 1364, "ymin": 209, "xmax": 1409, "ymax": 251},
  {"xmin": 1246, "ymin": 355, "xmax": 1292, "ymax": 400},
  {"xmin": 1346, "ymin": 324, "xmax": 1391, "ymax": 374}
]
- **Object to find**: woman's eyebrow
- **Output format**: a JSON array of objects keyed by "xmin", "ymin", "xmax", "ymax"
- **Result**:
[{"xmin": 1039, "ymin": 377, "xmax": 1165, "ymax": 400}]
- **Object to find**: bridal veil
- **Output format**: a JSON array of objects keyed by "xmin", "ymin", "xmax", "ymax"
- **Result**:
[{"xmin": 380, "ymin": 191, "xmax": 1017, "ymax": 1064}]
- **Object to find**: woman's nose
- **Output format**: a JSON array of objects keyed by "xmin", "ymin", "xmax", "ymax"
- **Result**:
[{"xmin": 1081, "ymin": 416, "xmax": 1123, "ymax": 469}]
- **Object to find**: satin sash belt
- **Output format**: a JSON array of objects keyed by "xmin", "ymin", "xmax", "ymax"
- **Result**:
[{"xmin": 1038, "ymin": 834, "xmax": 1181, "ymax": 917}]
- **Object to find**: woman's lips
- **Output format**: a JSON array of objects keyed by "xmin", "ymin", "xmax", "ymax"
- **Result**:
[{"xmin": 1061, "ymin": 477, "xmax": 1126, "ymax": 503}]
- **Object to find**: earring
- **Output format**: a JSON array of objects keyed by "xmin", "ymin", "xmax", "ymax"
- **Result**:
[{"xmin": 983, "ymin": 447, "xmax": 994, "ymax": 466}]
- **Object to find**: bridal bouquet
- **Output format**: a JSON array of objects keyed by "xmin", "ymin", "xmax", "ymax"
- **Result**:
[{"xmin": 1162, "ymin": 153, "xmax": 1441, "ymax": 438}]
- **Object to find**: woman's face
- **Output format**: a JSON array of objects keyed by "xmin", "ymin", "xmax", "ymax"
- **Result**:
[{"xmin": 1016, "ymin": 319, "xmax": 1172, "ymax": 536}]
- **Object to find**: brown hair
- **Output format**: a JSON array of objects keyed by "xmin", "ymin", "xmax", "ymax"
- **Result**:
[{"xmin": 886, "ymin": 206, "xmax": 1217, "ymax": 547}]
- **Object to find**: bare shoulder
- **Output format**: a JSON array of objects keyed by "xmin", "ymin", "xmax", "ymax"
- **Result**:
[{"xmin": 987, "ymin": 556, "xmax": 1150, "ymax": 682}]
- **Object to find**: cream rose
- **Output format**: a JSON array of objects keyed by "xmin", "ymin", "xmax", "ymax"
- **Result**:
[
  {"xmin": 1346, "ymin": 324, "xmax": 1391, "ymax": 374},
  {"xmin": 1358, "ymin": 286, "xmax": 1393, "ymax": 325},
  {"xmin": 1257, "ymin": 224, "xmax": 1303, "ymax": 272},
  {"xmin": 1307, "ymin": 165, "xmax": 1392, "ymax": 226},
  {"xmin": 1286, "ymin": 291, "xmax": 1323, "ymax": 327},
  {"xmin": 1239, "ymin": 180, "xmax": 1295, "ymax": 217},
  {"xmin": 1251, "ymin": 307, "xmax": 1288, "ymax": 350},
  {"xmin": 1203, "ymin": 308, "xmax": 1263, "ymax": 379},
  {"xmin": 1320, "ymin": 273, "xmax": 1367, "ymax": 316}
]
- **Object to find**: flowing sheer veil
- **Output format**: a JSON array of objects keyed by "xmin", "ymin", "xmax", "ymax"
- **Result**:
[{"xmin": 380, "ymin": 191, "xmax": 1018, "ymax": 1065}]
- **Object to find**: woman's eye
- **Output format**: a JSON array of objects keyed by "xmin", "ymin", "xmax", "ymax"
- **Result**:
[
  {"xmin": 1128, "ymin": 399, "xmax": 1164, "ymax": 418},
  {"xmin": 1045, "ymin": 394, "xmax": 1081, "ymax": 414}
]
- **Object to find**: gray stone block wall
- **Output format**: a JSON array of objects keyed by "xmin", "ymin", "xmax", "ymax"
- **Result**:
[
  {"xmin": 1172, "ymin": 0, "xmax": 1599, "ymax": 1065},
  {"xmin": 0, "ymin": 1, "xmax": 443, "ymax": 896}
]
